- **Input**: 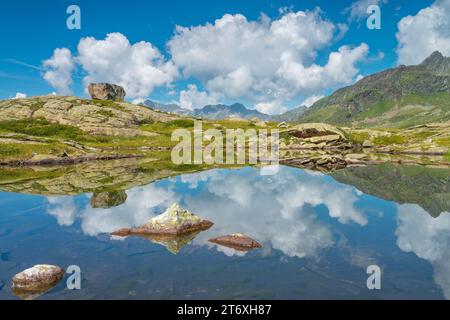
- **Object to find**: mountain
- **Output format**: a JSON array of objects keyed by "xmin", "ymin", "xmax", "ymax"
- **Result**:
[
  {"xmin": 193, "ymin": 103, "xmax": 271, "ymax": 120},
  {"xmin": 144, "ymin": 100, "xmax": 192, "ymax": 116},
  {"xmin": 144, "ymin": 100, "xmax": 272, "ymax": 120},
  {"xmin": 270, "ymin": 105, "xmax": 307, "ymax": 122},
  {"xmin": 331, "ymin": 163, "xmax": 450, "ymax": 218},
  {"xmin": 298, "ymin": 51, "xmax": 450, "ymax": 128},
  {"xmin": 144, "ymin": 100, "xmax": 309, "ymax": 122}
]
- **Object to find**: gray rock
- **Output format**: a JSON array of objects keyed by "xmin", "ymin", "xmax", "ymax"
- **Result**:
[
  {"xmin": 362, "ymin": 140, "xmax": 374, "ymax": 148},
  {"xmin": 88, "ymin": 83, "xmax": 126, "ymax": 101}
]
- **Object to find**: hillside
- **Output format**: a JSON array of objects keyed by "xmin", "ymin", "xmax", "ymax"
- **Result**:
[
  {"xmin": 331, "ymin": 163, "xmax": 450, "ymax": 217},
  {"xmin": 298, "ymin": 51, "xmax": 450, "ymax": 128}
]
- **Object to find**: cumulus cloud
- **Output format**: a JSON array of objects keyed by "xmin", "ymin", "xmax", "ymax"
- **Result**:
[
  {"xmin": 254, "ymin": 101, "xmax": 287, "ymax": 115},
  {"xmin": 76, "ymin": 33, "xmax": 178, "ymax": 99},
  {"xmin": 12, "ymin": 92, "xmax": 27, "ymax": 99},
  {"xmin": 396, "ymin": 0, "xmax": 450, "ymax": 65},
  {"xmin": 396, "ymin": 204, "xmax": 450, "ymax": 298},
  {"xmin": 168, "ymin": 11, "xmax": 368, "ymax": 106},
  {"xmin": 301, "ymin": 94, "xmax": 324, "ymax": 107},
  {"xmin": 178, "ymin": 84, "xmax": 218, "ymax": 110},
  {"xmin": 344, "ymin": 0, "xmax": 388, "ymax": 22},
  {"xmin": 45, "ymin": 167, "xmax": 367, "ymax": 259},
  {"xmin": 46, "ymin": 196, "xmax": 78, "ymax": 226},
  {"xmin": 42, "ymin": 33, "xmax": 178, "ymax": 100},
  {"xmin": 42, "ymin": 48, "xmax": 75, "ymax": 95}
]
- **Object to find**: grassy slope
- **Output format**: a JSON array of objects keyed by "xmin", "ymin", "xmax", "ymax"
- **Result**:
[
  {"xmin": 0, "ymin": 110, "xmax": 278, "ymax": 162},
  {"xmin": 300, "ymin": 92, "xmax": 450, "ymax": 128}
]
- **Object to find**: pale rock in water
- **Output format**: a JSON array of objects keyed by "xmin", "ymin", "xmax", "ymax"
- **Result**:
[
  {"xmin": 111, "ymin": 203, "xmax": 214, "ymax": 236},
  {"xmin": 12, "ymin": 264, "xmax": 65, "ymax": 300},
  {"xmin": 209, "ymin": 233, "xmax": 262, "ymax": 251}
]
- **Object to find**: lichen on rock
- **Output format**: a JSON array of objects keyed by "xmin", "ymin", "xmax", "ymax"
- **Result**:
[
  {"xmin": 11, "ymin": 264, "xmax": 65, "ymax": 300},
  {"xmin": 111, "ymin": 203, "xmax": 213, "ymax": 236}
]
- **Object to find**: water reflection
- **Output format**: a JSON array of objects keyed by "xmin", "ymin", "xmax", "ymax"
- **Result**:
[
  {"xmin": 1, "ymin": 163, "xmax": 450, "ymax": 299},
  {"xmin": 45, "ymin": 167, "xmax": 370, "ymax": 259},
  {"xmin": 396, "ymin": 203, "xmax": 450, "ymax": 298}
]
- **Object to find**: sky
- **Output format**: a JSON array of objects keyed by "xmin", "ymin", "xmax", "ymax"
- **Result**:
[{"xmin": 1, "ymin": 0, "xmax": 449, "ymax": 114}]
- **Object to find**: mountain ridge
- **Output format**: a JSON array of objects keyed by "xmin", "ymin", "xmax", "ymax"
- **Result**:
[
  {"xmin": 143, "ymin": 100, "xmax": 306, "ymax": 121},
  {"xmin": 297, "ymin": 51, "xmax": 450, "ymax": 128}
]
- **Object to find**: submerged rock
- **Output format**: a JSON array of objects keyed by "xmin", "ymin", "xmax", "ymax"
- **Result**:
[
  {"xmin": 119, "ymin": 231, "xmax": 204, "ymax": 254},
  {"xmin": 88, "ymin": 83, "xmax": 126, "ymax": 101},
  {"xmin": 209, "ymin": 233, "xmax": 262, "ymax": 251},
  {"xmin": 12, "ymin": 264, "xmax": 64, "ymax": 300},
  {"xmin": 111, "ymin": 203, "xmax": 214, "ymax": 236},
  {"xmin": 90, "ymin": 190, "xmax": 127, "ymax": 208}
]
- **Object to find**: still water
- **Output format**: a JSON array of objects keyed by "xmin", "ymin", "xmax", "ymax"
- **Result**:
[{"xmin": 0, "ymin": 165, "xmax": 449, "ymax": 299}]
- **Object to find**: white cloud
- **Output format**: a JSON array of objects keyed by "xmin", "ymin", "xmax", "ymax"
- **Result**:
[
  {"xmin": 42, "ymin": 48, "xmax": 75, "ymax": 95},
  {"xmin": 46, "ymin": 196, "xmax": 77, "ymax": 226},
  {"xmin": 45, "ymin": 167, "xmax": 367, "ymax": 259},
  {"xmin": 168, "ymin": 11, "xmax": 368, "ymax": 106},
  {"xmin": 254, "ymin": 101, "xmax": 287, "ymax": 115},
  {"xmin": 77, "ymin": 33, "xmax": 178, "ymax": 99},
  {"xmin": 345, "ymin": 0, "xmax": 388, "ymax": 21},
  {"xmin": 42, "ymin": 33, "xmax": 178, "ymax": 100},
  {"xmin": 301, "ymin": 94, "xmax": 324, "ymax": 107},
  {"xmin": 396, "ymin": 204, "xmax": 450, "ymax": 298},
  {"xmin": 396, "ymin": 0, "xmax": 450, "ymax": 65},
  {"xmin": 178, "ymin": 84, "xmax": 218, "ymax": 110},
  {"xmin": 13, "ymin": 92, "xmax": 27, "ymax": 99}
]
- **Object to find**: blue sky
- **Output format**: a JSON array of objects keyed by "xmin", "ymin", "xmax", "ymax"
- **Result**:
[{"xmin": 0, "ymin": 0, "xmax": 446, "ymax": 113}]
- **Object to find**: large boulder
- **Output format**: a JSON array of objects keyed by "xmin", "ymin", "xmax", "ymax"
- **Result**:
[
  {"xmin": 88, "ymin": 83, "xmax": 126, "ymax": 102},
  {"xmin": 283, "ymin": 123, "xmax": 346, "ymax": 139},
  {"xmin": 111, "ymin": 203, "xmax": 213, "ymax": 236},
  {"xmin": 90, "ymin": 190, "xmax": 127, "ymax": 209}
]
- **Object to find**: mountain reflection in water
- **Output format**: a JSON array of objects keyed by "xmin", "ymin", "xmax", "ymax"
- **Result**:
[{"xmin": 0, "ymin": 164, "xmax": 449, "ymax": 299}]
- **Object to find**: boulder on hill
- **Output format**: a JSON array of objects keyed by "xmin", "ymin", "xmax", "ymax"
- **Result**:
[{"xmin": 88, "ymin": 83, "xmax": 126, "ymax": 102}]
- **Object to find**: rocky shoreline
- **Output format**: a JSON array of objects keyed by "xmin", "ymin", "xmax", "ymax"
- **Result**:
[{"xmin": 0, "ymin": 153, "xmax": 144, "ymax": 167}]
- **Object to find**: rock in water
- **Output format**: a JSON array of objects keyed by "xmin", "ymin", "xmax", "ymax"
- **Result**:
[
  {"xmin": 209, "ymin": 233, "xmax": 262, "ymax": 251},
  {"xmin": 12, "ymin": 264, "xmax": 64, "ymax": 300},
  {"xmin": 111, "ymin": 203, "xmax": 214, "ymax": 236},
  {"xmin": 88, "ymin": 83, "xmax": 126, "ymax": 101},
  {"xmin": 90, "ymin": 190, "xmax": 127, "ymax": 209}
]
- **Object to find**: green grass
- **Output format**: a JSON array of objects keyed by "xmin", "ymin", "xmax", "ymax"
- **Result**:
[
  {"xmin": 96, "ymin": 109, "xmax": 115, "ymax": 117},
  {"xmin": 373, "ymin": 134, "xmax": 406, "ymax": 145},
  {"xmin": 436, "ymin": 137, "xmax": 450, "ymax": 147},
  {"xmin": 0, "ymin": 167, "xmax": 66, "ymax": 184},
  {"xmin": 346, "ymin": 131, "xmax": 370, "ymax": 144},
  {"xmin": 0, "ymin": 142, "xmax": 68, "ymax": 161},
  {"xmin": 445, "ymin": 152, "xmax": 450, "ymax": 162},
  {"xmin": 92, "ymin": 99, "xmax": 125, "ymax": 111},
  {"xmin": 0, "ymin": 119, "xmax": 84, "ymax": 140}
]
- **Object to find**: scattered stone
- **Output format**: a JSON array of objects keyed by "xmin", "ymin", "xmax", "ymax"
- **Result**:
[
  {"xmin": 308, "ymin": 134, "xmax": 342, "ymax": 144},
  {"xmin": 111, "ymin": 203, "xmax": 214, "ymax": 236},
  {"xmin": 250, "ymin": 117, "xmax": 267, "ymax": 127},
  {"xmin": 12, "ymin": 264, "xmax": 64, "ymax": 300},
  {"xmin": 209, "ymin": 233, "xmax": 262, "ymax": 251},
  {"xmin": 88, "ymin": 83, "xmax": 126, "ymax": 101},
  {"xmin": 345, "ymin": 153, "xmax": 367, "ymax": 160},
  {"xmin": 362, "ymin": 140, "xmax": 374, "ymax": 148},
  {"xmin": 283, "ymin": 123, "xmax": 346, "ymax": 139},
  {"xmin": 90, "ymin": 190, "xmax": 127, "ymax": 209}
]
